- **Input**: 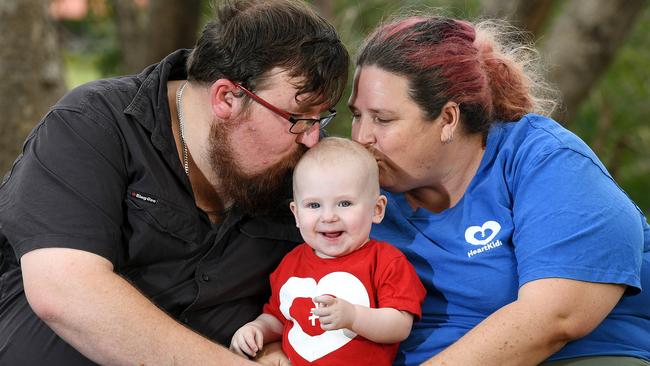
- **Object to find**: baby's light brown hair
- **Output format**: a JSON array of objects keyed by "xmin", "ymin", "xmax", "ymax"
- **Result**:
[{"xmin": 292, "ymin": 137, "xmax": 380, "ymax": 198}]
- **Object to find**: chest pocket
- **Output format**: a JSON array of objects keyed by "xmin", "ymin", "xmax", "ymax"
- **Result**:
[
  {"xmin": 123, "ymin": 191, "xmax": 206, "ymax": 263},
  {"xmin": 121, "ymin": 190, "xmax": 211, "ymax": 304},
  {"xmin": 126, "ymin": 192, "xmax": 199, "ymax": 241}
]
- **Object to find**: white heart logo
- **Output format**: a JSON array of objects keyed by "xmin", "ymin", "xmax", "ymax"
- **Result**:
[
  {"xmin": 278, "ymin": 272, "xmax": 370, "ymax": 362},
  {"xmin": 464, "ymin": 220, "xmax": 501, "ymax": 246}
]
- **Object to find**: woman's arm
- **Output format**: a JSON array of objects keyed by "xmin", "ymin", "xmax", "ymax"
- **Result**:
[
  {"xmin": 422, "ymin": 278, "xmax": 625, "ymax": 366},
  {"xmin": 313, "ymin": 295, "xmax": 414, "ymax": 343}
]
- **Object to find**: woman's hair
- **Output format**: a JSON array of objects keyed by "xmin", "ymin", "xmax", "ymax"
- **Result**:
[{"xmin": 356, "ymin": 15, "xmax": 558, "ymax": 136}]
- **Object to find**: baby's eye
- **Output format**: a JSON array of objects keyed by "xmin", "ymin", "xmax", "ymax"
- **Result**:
[
  {"xmin": 306, "ymin": 202, "xmax": 320, "ymax": 209},
  {"xmin": 338, "ymin": 200, "xmax": 352, "ymax": 208}
]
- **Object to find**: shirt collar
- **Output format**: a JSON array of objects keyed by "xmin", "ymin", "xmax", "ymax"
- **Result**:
[
  {"xmin": 124, "ymin": 49, "xmax": 190, "ymax": 136},
  {"xmin": 124, "ymin": 49, "xmax": 192, "ymax": 184}
]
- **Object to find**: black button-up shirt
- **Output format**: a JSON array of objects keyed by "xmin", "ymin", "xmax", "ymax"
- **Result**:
[{"xmin": 0, "ymin": 50, "xmax": 301, "ymax": 364}]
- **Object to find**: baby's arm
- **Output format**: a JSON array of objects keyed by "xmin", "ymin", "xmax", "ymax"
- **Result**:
[
  {"xmin": 229, "ymin": 313, "xmax": 283, "ymax": 358},
  {"xmin": 313, "ymin": 295, "xmax": 414, "ymax": 343}
]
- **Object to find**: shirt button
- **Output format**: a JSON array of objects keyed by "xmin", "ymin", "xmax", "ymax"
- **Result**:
[{"xmin": 201, "ymin": 273, "xmax": 210, "ymax": 282}]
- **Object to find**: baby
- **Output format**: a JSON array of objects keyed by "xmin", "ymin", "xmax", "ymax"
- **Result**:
[{"xmin": 230, "ymin": 137, "xmax": 425, "ymax": 365}]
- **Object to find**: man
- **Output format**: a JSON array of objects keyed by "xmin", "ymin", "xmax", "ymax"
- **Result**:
[{"xmin": 0, "ymin": 0, "xmax": 348, "ymax": 364}]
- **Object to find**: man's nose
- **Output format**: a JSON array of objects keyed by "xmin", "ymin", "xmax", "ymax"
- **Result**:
[{"xmin": 296, "ymin": 124, "xmax": 320, "ymax": 148}]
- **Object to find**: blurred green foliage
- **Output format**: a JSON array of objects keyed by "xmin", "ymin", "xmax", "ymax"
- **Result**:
[
  {"xmin": 60, "ymin": 0, "xmax": 648, "ymax": 213},
  {"xmin": 61, "ymin": 4, "xmax": 119, "ymax": 87}
]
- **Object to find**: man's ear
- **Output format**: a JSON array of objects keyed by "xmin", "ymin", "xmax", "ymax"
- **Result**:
[
  {"xmin": 289, "ymin": 201, "xmax": 300, "ymax": 228},
  {"xmin": 372, "ymin": 194, "xmax": 388, "ymax": 224},
  {"xmin": 209, "ymin": 79, "xmax": 240, "ymax": 120},
  {"xmin": 439, "ymin": 101, "xmax": 461, "ymax": 144}
]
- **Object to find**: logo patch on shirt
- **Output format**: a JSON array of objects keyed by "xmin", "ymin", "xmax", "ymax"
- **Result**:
[
  {"xmin": 130, "ymin": 191, "xmax": 157, "ymax": 204},
  {"xmin": 465, "ymin": 220, "xmax": 503, "ymax": 258}
]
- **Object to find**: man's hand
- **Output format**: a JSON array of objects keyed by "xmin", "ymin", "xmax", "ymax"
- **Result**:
[
  {"xmin": 230, "ymin": 323, "xmax": 264, "ymax": 358},
  {"xmin": 312, "ymin": 295, "xmax": 356, "ymax": 331}
]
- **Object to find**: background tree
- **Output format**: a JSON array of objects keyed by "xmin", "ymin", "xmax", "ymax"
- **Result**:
[
  {"xmin": 112, "ymin": 0, "xmax": 202, "ymax": 74},
  {"xmin": 541, "ymin": 0, "xmax": 646, "ymax": 124},
  {"xmin": 0, "ymin": 0, "xmax": 66, "ymax": 173},
  {"xmin": 480, "ymin": 0, "xmax": 556, "ymax": 37}
]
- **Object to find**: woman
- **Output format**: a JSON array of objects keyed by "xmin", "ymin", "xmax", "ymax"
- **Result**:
[{"xmin": 349, "ymin": 15, "xmax": 650, "ymax": 366}]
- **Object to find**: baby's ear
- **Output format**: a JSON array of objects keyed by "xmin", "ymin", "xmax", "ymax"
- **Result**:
[
  {"xmin": 372, "ymin": 195, "xmax": 387, "ymax": 224},
  {"xmin": 289, "ymin": 201, "xmax": 300, "ymax": 227}
]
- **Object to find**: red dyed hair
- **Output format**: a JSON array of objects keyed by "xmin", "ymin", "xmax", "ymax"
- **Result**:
[{"xmin": 357, "ymin": 15, "xmax": 556, "ymax": 136}]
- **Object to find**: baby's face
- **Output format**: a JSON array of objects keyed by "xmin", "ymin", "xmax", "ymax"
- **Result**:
[{"xmin": 290, "ymin": 160, "xmax": 386, "ymax": 258}]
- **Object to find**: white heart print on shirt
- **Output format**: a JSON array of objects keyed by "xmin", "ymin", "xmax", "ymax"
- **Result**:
[
  {"xmin": 278, "ymin": 272, "xmax": 370, "ymax": 362},
  {"xmin": 464, "ymin": 220, "xmax": 501, "ymax": 246}
]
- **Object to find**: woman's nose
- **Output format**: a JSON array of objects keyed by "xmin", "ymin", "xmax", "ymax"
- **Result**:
[{"xmin": 351, "ymin": 119, "xmax": 374, "ymax": 145}]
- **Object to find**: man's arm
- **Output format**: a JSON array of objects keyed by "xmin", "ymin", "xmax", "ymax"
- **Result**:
[
  {"xmin": 313, "ymin": 295, "xmax": 414, "ymax": 343},
  {"xmin": 422, "ymin": 278, "xmax": 625, "ymax": 366},
  {"xmin": 21, "ymin": 247, "xmax": 257, "ymax": 366}
]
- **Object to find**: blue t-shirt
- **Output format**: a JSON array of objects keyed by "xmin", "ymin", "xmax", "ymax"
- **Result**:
[{"xmin": 371, "ymin": 114, "xmax": 650, "ymax": 366}]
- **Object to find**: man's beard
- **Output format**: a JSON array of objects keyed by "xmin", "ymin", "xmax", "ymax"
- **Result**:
[{"xmin": 208, "ymin": 122, "xmax": 307, "ymax": 216}]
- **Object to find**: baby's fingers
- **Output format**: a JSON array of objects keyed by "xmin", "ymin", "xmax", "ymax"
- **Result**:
[
  {"xmin": 255, "ymin": 328, "xmax": 264, "ymax": 351},
  {"xmin": 242, "ymin": 335, "xmax": 261, "ymax": 358},
  {"xmin": 246, "ymin": 332, "xmax": 263, "ymax": 357},
  {"xmin": 230, "ymin": 339, "xmax": 249, "ymax": 358},
  {"xmin": 313, "ymin": 295, "xmax": 335, "ymax": 306}
]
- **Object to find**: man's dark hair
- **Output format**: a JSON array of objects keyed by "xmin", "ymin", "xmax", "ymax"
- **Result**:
[{"xmin": 187, "ymin": 0, "xmax": 349, "ymax": 107}]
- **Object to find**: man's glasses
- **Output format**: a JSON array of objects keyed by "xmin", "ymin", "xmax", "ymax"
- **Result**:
[{"xmin": 233, "ymin": 82, "xmax": 336, "ymax": 134}]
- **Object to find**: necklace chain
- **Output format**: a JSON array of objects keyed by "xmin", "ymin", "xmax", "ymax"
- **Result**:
[
  {"xmin": 175, "ymin": 81, "xmax": 231, "ymax": 218},
  {"xmin": 175, "ymin": 82, "xmax": 189, "ymax": 176}
]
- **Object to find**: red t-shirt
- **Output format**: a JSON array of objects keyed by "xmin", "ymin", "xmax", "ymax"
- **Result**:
[{"xmin": 263, "ymin": 239, "xmax": 426, "ymax": 366}]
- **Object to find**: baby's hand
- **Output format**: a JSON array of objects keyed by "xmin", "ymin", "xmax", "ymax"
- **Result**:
[
  {"xmin": 313, "ymin": 295, "xmax": 355, "ymax": 331},
  {"xmin": 229, "ymin": 323, "xmax": 264, "ymax": 358}
]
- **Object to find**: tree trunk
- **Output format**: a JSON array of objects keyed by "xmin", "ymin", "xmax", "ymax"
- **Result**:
[
  {"xmin": 0, "ymin": 0, "xmax": 66, "ymax": 174},
  {"xmin": 144, "ymin": 0, "xmax": 201, "ymax": 67},
  {"xmin": 312, "ymin": 0, "xmax": 334, "ymax": 22},
  {"xmin": 542, "ymin": 0, "xmax": 646, "ymax": 124},
  {"xmin": 113, "ymin": 0, "xmax": 148, "ymax": 74},
  {"xmin": 112, "ymin": 0, "xmax": 202, "ymax": 74},
  {"xmin": 480, "ymin": 0, "xmax": 556, "ymax": 36}
]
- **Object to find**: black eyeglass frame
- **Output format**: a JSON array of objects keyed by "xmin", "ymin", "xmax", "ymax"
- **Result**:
[{"xmin": 233, "ymin": 82, "xmax": 336, "ymax": 134}]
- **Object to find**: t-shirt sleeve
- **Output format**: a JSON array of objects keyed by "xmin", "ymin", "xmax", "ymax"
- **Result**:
[
  {"xmin": 512, "ymin": 148, "xmax": 645, "ymax": 293},
  {"xmin": 0, "ymin": 107, "xmax": 127, "ymax": 264},
  {"xmin": 375, "ymin": 247, "xmax": 427, "ymax": 319},
  {"xmin": 263, "ymin": 260, "xmax": 286, "ymax": 322}
]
